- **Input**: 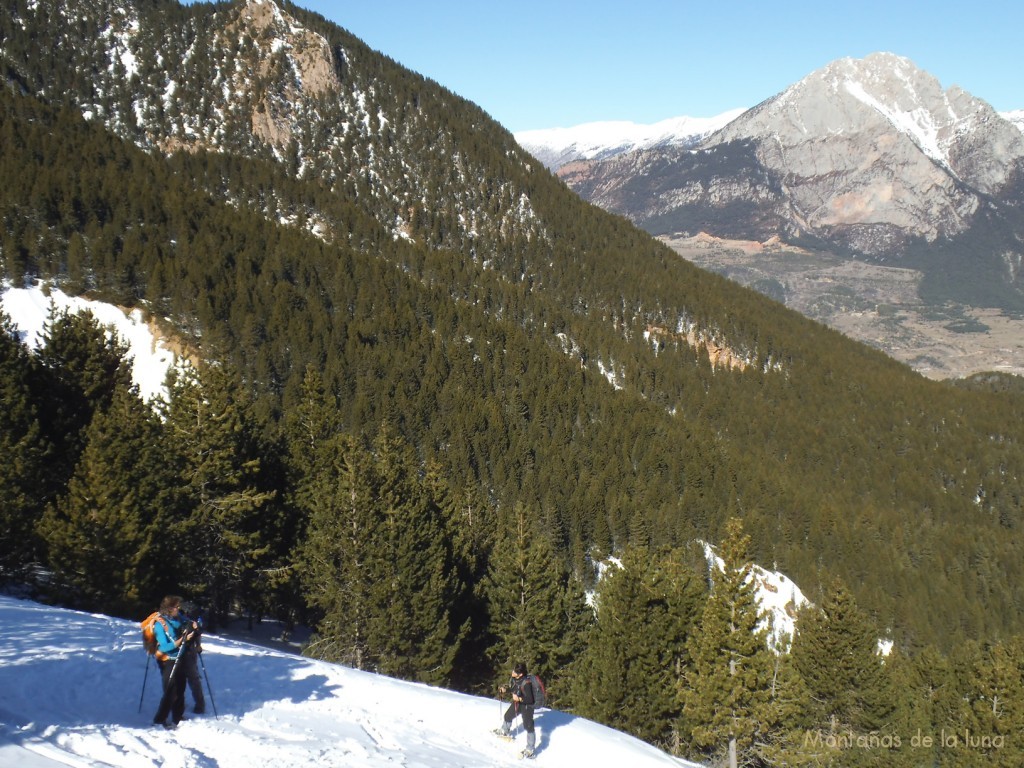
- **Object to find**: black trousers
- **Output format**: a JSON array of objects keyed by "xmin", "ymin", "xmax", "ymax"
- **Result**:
[
  {"xmin": 183, "ymin": 651, "xmax": 205, "ymax": 711},
  {"xmin": 504, "ymin": 702, "xmax": 534, "ymax": 733},
  {"xmin": 153, "ymin": 655, "xmax": 188, "ymax": 725}
]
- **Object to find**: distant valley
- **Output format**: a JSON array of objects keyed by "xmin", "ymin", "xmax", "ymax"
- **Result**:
[{"xmin": 659, "ymin": 233, "xmax": 1024, "ymax": 380}]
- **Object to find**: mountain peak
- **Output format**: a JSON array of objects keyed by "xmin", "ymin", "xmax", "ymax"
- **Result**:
[{"xmin": 713, "ymin": 52, "xmax": 1024, "ymax": 191}]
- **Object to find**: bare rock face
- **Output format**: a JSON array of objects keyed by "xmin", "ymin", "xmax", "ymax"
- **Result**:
[
  {"xmin": 701, "ymin": 53, "xmax": 1024, "ymax": 252},
  {"xmin": 226, "ymin": 0, "xmax": 342, "ymax": 151}
]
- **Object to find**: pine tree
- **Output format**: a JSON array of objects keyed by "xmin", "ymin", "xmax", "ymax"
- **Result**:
[
  {"xmin": 947, "ymin": 638, "xmax": 1024, "ymax": 768},
  {"xmin": 882, "ymin": 647, "xmax": 951, "ymax": 768},
  {"xmin": 791, "ymin": 579, "xmax": 895, "ymax": 730},
  {"xmin": 363, "ymin": 425, "xmax": 467, "ymax": 685},
  {"xmin": 297, "ymin": 424, "xmax": 467, "ymax": 686},
  {"xmin": 682, "ymin": 518, "xmax": 779, "ymax": 768},
  {"xmin": 484, "ymin": 502, "xmax": 592, "ymax": 697},
  {"xmin": 789, "ymin": 578, "xmax": 897, "ymax": 767},
  {"xmin": 296, "ymin": 431, "xmax": 377, "ymax": 670},
  {"xmin": 0, "ymin": 310, "xmax": 49, "ymax": 578},
  {"xmin": 35, "ymin": 305, "xmax": 133, "ymax": 488},
  {"xmin": 163, "ymin": 362, "xmax": 274, "ymax": 626},
  {"xmin": 37, "ymin": 382, "xmax": 175, "ymax": 614},
  {"xmin": 425, "ymin": 465, "xmax": 494, "ymax": 690},
  {"xmin": 278, "ymin": 365, "xmax": 344, "ymax": 626},
  {"xmin": 569, "ymin": 546, "xmax": 704, "ymax": 750}
]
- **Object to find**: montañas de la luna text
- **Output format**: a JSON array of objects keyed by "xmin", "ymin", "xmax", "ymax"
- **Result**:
[{"xmin": 803, "ymin": 729, "xmax": 1006, "ymax": 751}]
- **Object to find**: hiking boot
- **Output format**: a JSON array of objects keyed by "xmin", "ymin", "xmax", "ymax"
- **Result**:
[
  {"xmin": 193, "ymin": 706, "xmax": 206, "ymax": 715},
  {"xmin": 521, "ymin": 748, "xmax": 535, "ymax": 759}
]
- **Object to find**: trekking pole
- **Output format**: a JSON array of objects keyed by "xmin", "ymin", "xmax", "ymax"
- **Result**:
[
  {"xmin": 197, "ymin": 650, "xmax": 219, "ymax": 718},
  {"xmin": 137, "ymin": 654, "xmax": 151, "ymax": 713}
]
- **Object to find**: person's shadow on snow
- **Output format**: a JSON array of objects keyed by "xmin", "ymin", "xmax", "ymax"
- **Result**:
[
  {"xmin": 533, "ymin": 707, "xmax": 574, "ymax": 754},
  {"xmin": 133, "ymin": 635, "xmax": 341, "ymax": 724}
]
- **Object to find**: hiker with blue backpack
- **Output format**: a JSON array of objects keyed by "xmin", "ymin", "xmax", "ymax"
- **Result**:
[
  {"xmin": 149, "ymin": 595, "xmax": 199, "ymax": 729},
  {"xmin": 494, "ymin": 662, "xmax": 545, "ymax": 759}
]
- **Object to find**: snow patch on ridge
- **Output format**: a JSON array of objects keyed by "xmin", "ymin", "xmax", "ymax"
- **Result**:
[
  {"xmin": 842, "ymin": 79, "xmax": 951, "ymax": 169},
  {"xmin": 1, "ymin": 284, "xmax": 179, "ymax": 403},
  {"xmin": 1003, "ymin": 110, "xmax": 1024, "ymax": 134}
]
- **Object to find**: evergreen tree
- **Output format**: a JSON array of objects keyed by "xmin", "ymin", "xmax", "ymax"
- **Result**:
[
  {"xmin": 425, "ymin": 465, "xmax": 494, "ymax": 690},
  {"xmin": 882, "ymin": 647, "xmax": 952, "ymax": 768},
  {"xmin": 296, "ymin": 431, "xmax": 377, "ymax": 669},
  {"xmin": 37, "ymin": 382, "xmax": 175, "ymax": 614},
  {"xmin": 947, "ymin": 638, "xmax": 1024, "ymax": 768},
  {"xmin": 163, "ymin": 362, "xmax": 274, "ymax": 626},
  {"xmin": 0, "ymin": 310, "xmax": 49, "ymax": 578},
  {"xmin": 297, "ymin": 424, "xmax": 467, "ymax": 686},
  {"xmin": 35, "ymin": 305, "xmax": 132, "ymax": 489},
  {"xmin": 277, "ymin": 365, "xmax": 343, "ymax": 625},
  {"xmin": 755, "ymin": 646, "xmax": 821, "ymax": 767},
  {"xmin": 363, "ymin": 425, "xmax": 468, "ymax": 685},
  {"xmin": 791, "ymin": 579, "xmax": 895, "ymax": 730},
  {"xmin": 484, "ymin": 502, "xmax": 592, "ymax": 698},
  {"xmin": 682, "ymin": 518, "xmax": 779, "ymax": 768},
  {"xmin": 789, "ymin": 578, "xmax": 897, "ymax": 767},
  {"xmin": 570, "ymin": 547, "xmax": 704, "ymax": 750}
]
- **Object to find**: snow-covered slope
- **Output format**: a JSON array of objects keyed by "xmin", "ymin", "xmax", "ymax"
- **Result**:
[
  {"xmin": 0, "ymin": 596, "xmax": 699, "ymax": 767},
  {"xmin": 515, "ymin": 109, "xmax": 746, "ymax": 170},
  {"xmin": 1, "ymin": 284, "xmax": 179, "ymax": 403}
]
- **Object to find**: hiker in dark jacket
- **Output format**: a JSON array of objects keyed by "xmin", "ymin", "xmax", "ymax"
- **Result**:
[
  {"xmin": 152, "ymin": 595, "xmax": 199, "ymax": 728},
  {"xmin": 496, "ymin": 662, "xmax": 537, "ymax": 758},
  {"xmin": 179, "ymin": 605, "xmax": 206, "ymax": 714}
]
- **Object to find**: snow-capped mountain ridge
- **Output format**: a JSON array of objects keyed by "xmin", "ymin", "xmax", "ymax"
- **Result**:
[
  {"xmin": 1003, "ymin": 109, "xmax": 1024, "ymax": 134},
  {"xmin": 515, "ymin": 109, "xmax": 746, "ymax": 170}
]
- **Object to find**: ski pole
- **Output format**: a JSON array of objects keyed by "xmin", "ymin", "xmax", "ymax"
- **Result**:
[
  {"xmin": 197, "ymin": 650, "xmax": 218, "ymax": 718},
  {"xmin": 137, "ymin": 654, "xmax": 151, "ymax": 713}
]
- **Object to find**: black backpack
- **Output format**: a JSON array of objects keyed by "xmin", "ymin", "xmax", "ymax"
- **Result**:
[{"xmin": 525, "ymin": 673, "xmax": 547, "ymax": 708}]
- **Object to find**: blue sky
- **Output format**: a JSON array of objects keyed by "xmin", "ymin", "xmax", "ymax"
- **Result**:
[{"xmin": 287, "ymin": 1, "xmax": 1022, "ymax": 132}]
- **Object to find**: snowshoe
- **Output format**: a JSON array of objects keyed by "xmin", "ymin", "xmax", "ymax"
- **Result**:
[
  {"xmin": 493, "ymin": 727, "xmax": 513, "ymax": 741},
  {"xmin": 520, "ymin": 748, "xmax": 536, "ymax": 759}
]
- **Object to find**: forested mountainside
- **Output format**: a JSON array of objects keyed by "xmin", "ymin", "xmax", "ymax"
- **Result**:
[
  {"xmin": 4, "ymin": 4, "xmax": 1024, "ymax": 760},
  {"xmin": 4, "ymin": 0, "xmax": 1024, "ymax": 647}
]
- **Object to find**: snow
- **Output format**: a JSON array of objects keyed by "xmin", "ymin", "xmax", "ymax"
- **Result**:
[
  {"xmin": 0, "ymin": 284, "xmax": 179, "ymax": 404},
  {"xmin": 0, "ymin": 595, "xmax": 700, "ymax": 767},
  {"xmin": 842, "ymin": 79, "xmax": 951, "ymax": 169},
  {"xmin": 701, "ymin": 541, "xmax": 809, "ymax": 649},
  {"xmin": 514, "ymin": 109, "xmax": 746, "ymax": 167},
  {"xmin": 1003, "ymin": 110, "xmax": 1024, "ymax": 134}
]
